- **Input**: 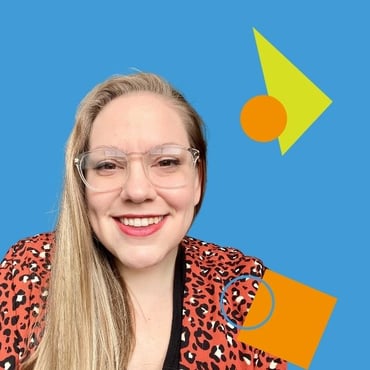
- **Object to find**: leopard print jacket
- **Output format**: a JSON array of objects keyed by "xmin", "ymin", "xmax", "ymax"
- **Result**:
[{"xmin": 0, "ymin": 233, "xmax": 286, "ymax": 369}]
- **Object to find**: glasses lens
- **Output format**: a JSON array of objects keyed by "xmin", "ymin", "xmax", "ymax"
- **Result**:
[
  {"xmin": 146, "ymin": 146, "xmax": 196, "ymax": 188},
  {"xmin": 77, "ymin": 146, "xmax": 198, "ymax": 192},
  {"xmin": 79, "ymin": 148, "xmax": 127, "ymax": 192}
]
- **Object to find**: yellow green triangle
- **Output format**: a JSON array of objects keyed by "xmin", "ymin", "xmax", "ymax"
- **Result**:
[{"xmin": 253, "ymin": 28, "xmax": 332, "ymax": 155}]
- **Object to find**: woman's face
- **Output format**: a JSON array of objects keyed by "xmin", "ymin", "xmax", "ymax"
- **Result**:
[{"xmin": 86, "ymin": 92, "xmax": 201, "ymax": 272}]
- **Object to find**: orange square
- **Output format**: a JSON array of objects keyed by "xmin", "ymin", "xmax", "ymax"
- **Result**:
[{"xmin": 237, "ymin": 269, "xmax": 337, "ymax": 369}]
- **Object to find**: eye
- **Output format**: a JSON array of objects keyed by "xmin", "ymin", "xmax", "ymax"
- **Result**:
[
  {"xmin": 157, "ymin": 158, "xmax": 181, "ymax": 167},
  {"xmin": 93, "ymin": 158, "xmax": 127, "ymax": 175},
  {"xmin": 95, "ymin": 161, "xmax": 117, "ymax": 170}
]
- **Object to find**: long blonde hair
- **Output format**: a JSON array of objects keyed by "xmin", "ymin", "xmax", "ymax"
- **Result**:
[{"xmin": 22, "ymin": 73, "xmax": 207, "ymax": 370}]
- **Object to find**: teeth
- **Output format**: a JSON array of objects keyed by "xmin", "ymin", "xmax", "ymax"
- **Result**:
[{"xmin": 120, "ymin": 216, "xmax": 163, "ymax": 227}]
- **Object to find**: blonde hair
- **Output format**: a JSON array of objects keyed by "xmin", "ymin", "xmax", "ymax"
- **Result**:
[{"xmin": 22, "ymin": 73, "xmax": 207, "ymax": 369}]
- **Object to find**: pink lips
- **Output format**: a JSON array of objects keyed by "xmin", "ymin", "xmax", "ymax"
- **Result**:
[{"xmin": 114, "ymin": 216, "xmax": 166, "ymax": 237}]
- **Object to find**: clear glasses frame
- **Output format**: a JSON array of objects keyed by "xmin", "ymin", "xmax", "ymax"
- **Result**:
[{"xmin": 74, "ymin": 144, "xmax": 200, "ymax": 192}]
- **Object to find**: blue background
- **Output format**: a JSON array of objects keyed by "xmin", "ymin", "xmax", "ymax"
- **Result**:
[{"xmin": 1, "ymin": 1, "xmax": 368, "ymax": 369}]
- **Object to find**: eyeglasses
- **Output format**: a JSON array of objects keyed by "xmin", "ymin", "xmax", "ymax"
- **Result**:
[{"xmin": 74, "ymin": 144, "xmax": 200, "ymax": 192}]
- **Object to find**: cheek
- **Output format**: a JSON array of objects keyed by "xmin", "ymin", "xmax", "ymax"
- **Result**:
[
  {"xmin": 86, "ymin": 191, "xmax": 98, "ymax": 214},
  {"xmin": 85, "ymin": 194, "xmax": 99, "ymax": 231},
  {"xmin": 161, "ymin": 185, "xmax": 200, "ymax": 213},
  {"xmin": 85, "ymin": 192, "xmax": 111, "ymax": 224}
]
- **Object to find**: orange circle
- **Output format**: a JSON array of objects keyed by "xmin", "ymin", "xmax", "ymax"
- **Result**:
[{"xmin": 240, "ymin": 95, "xmax": 287, "ymax": 142}]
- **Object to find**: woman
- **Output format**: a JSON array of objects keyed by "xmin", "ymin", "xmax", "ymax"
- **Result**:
[{"xmin": 0, "ymin": 73, "xmax": 286, "ymax": 369}]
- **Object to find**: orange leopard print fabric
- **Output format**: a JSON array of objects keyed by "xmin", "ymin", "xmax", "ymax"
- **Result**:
[{"xmin": 0, "ymin": 233, "xmax": 286, "ymax": 369}]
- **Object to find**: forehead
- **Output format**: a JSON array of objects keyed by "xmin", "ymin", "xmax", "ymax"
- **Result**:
[{"xmin": 89, "ymin": 92, "xmax": 189, "ymax": 150}]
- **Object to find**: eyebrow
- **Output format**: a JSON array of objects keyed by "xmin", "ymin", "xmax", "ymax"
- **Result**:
[{"xmin": 89, "ymin": 142, "xmax": 189, "ymax": 153}]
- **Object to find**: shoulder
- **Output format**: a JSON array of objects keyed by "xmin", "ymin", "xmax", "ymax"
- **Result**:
[
  {"xmin": 0, "ymin": 231, "xmax": 55, "ymax": 310},
  {"xmin": 1, "ymin": 232, "xmax": 55, "ymax": 283},
  {"xmin": 179, "ymin": 237, "xmax": 287, "ymax": 369},
  {"xmin": 1, "ymin": 232, "xmax": 55, "ymax": 265},
  {"xmin": 181, "ymin": 236, "xmax": 265, "ymax": 279},
  {"xmin": 0, "ymin": 232, "xmax": 54, "ymax": 367}
]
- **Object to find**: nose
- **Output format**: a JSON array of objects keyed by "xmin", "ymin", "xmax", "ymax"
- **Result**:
[{"xmin": 120, "ymin": 160, "xmax": 156, "ymax": 203}]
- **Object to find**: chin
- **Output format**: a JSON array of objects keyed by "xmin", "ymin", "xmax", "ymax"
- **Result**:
[{"xmin": 114, "ymin": 248, "xmax": 172, "ymax": 271}]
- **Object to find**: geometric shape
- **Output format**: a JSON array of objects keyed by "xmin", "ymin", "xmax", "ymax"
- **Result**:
[
  {"xmin": 253, "ymin": 28, "xmax": 333, "ymax": 155},
  {"xmin": 238, "ymin": 269, "xmax": 337, "ymax": 369},
  {"xmin": 240, "ymin": 95, "xmax": 287, "ymax": 142},
  {"xmin": 219, "ymin": 274, "xmax": 275, "ymax": 330}
]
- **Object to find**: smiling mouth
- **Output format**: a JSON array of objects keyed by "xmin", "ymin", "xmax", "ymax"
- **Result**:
[{"xmin": 118, "ymin": 216, "xmax": 164, "ymax": 227}]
